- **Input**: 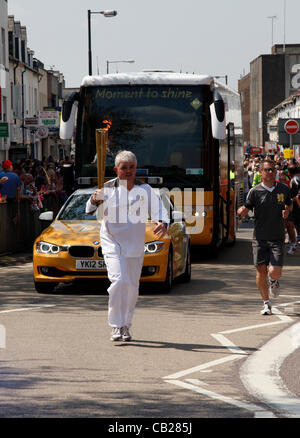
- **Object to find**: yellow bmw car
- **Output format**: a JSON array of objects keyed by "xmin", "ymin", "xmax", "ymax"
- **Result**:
[{"xmin": 33, "ymin": 187, "xmax": 191, "ymax": 294}]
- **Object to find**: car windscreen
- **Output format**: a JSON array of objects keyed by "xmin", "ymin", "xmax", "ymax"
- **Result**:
[
  {"xmin": 57, "ymin": 194, "xmax": 97, "ymax": 221},
  {"xmin": 57, "ymin": 191, "xmax": 173, "ymax": 222}
]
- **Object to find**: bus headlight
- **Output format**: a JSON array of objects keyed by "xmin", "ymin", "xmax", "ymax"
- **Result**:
[
  {"xmin": 36, "ymin": 241, "xmax": 67, "ymax": 254},
  {"xmin": 144, "ymin": 241, "xmax": 165, "ymax": 254}
]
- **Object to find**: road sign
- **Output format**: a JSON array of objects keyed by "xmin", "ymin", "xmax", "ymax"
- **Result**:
[
  {"xmin": 24, "ymin": 117, "xmax": 39, "ymax": 127},
  {"xmin": 284, "ymin": 149, "xmax": 295, "ymax": 159},
  {"xmin": 35, "ymin": 126, "xmax": 48, "ymax": 139},
  {"xmin": 278, "ymin": 118, "xmax": 300, "ymax": 145},
  {"xmin": 284, "ymin": 119, "xmax": 299, "ymax": 135},
  {"xmin": 0, "ymin": 123, "xmax": 9, "ymax": 138},
  {"xmin": 250, "ymin": 146, "xmax": 263, "ymax": 155},
  {"xmin": 39, "ymin": 110, "xmax": 59, "ymax": 128}
]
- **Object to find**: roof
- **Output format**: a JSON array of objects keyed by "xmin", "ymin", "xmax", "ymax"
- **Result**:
[
  {"xmin": 81, "ymin": 71, "xmax": 213, "ymax": 87},
  {"xmin": 267, "ymin": 90, "xmax": 300, "ymax": 116}
]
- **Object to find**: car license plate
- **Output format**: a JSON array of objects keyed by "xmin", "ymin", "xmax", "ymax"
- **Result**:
[{"xmin": 76, "ymin": 260, "xmax": 106, "ymax": 270}]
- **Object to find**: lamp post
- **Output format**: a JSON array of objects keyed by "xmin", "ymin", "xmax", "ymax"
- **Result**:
[
  {"xmin": 283, "ymin": 0, "xmax": 286, "ymax": 53},
  {"xmin": 267, "ymin": 15, "xmax": 277, "ymax": 49},
  {"xmin": 88, "ymin": 9, "xmax": 117, "ymax": 76},
  {"xmin": 106, "ymin": 59, "xmax": 135, "ymax": 74}
]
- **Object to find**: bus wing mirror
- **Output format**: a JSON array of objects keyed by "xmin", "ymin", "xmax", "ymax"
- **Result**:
[
  {"xmin": 210, "ymin": 91, "xmax": 226, "ymax": 140},
  {"xmin": 60, "ymin": 91, "xmax": 79, "ymax": 140}
]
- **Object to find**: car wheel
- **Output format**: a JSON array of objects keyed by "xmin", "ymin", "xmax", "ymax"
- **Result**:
[
  {"xmin": 34, "ymin": 281, "xmax": 58, "ymax": 294},
  {"xmin": 160, "ymin": 250, "xmax": 173, "ymax": 293},
  {"xmin": 180, "ymin": 244, "xmax": 191, "ymax": 283}
]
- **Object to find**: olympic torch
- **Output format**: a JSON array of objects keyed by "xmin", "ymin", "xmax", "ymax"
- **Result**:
[{"xmin": 95, "ymin": 120, "xmax": 112, "ymax": 189}]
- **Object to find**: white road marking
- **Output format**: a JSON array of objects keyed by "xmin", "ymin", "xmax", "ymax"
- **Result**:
[
  {"xmin": 165, "ymin": 379, "xmax": 276, "ymax": 418},
  {"xmin": 275, "ymin": 300, "xmax": 300, "ymax": 308},
  {"xmin": 163, "ymin": 298, "xmax": 297, "ymax": 417},
  {"xmin": 0, "ymin": 305, "xmax": 55, "ymax": 314},
  {"xmin": 163, "ymin": 354, "xmax": 244, "ymax": 380},
  {"xmin": 280, "ymin": 295, "xmax": 300, "ymax": 298},
  {"xmin": 240, "ymin": 321, "xmax": 300, "ymax": 418},
  {"xmin": 211, "ymin": 333, "xmax": 248, "ymax": 355},
  {"xmin": 220, "ymin": 320, "xmax": 288, "ymax": 334}
]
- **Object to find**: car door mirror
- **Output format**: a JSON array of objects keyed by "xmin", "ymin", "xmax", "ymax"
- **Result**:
[{"xmin": 39, "ymin": 211, "xmax": 54, "ymax": 221}]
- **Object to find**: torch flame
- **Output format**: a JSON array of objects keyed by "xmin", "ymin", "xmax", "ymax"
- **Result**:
[{"xmin": 102, "ymin": 119, "xmax": 112, "ymax": 130}]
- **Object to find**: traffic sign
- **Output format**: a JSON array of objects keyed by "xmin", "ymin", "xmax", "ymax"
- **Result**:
[
  {"xmin": 39, "ymin": 110, "xmax": 59, "ymax": 128},
  {"xmin": 35, "ymin": 126, "xmax": 48, "ymax": 139},
  {"xmin": 0, "ymin": 123, "xmax": 9, "ymax": 138},
  {"xmin": 284, "ymin": 149, "xmax": 295, "ymax": 159},
  {"xmin": 284, "ymin": 119, "xmax": 299, "ymax": 135}
]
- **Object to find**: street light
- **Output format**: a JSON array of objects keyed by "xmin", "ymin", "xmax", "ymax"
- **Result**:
[
  {"xmin": 267, "ymin": 15, "xmax": 277, "ymax": 48},
  {"xmin": 106, "ymin": 59, "xmax": 135, "ymax": 74},
  {"xmin": 88, "ymin": 9, "xmax": 117, "ymax": 76},
  {"xmin": 283, "ymin": 0, "xmax": 286, "ymax": 53}
]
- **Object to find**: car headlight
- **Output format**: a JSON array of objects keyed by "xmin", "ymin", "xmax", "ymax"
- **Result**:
[
  {"xmin": 144, "ymin": 241, "xmax": 165, "ymax": 254},
  {"xmin": 36, "ymin": 241, "xmax": 68, "ymax": 254}
]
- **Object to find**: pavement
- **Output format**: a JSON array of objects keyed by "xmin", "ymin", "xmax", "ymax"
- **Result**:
[{"xmin": 0, "ymin": 250, "xmax": 33, "ymax": 267}]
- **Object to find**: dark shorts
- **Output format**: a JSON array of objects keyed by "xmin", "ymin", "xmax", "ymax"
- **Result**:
[
  {"xmin": 252, "ymin": 239, "xmax": 284, "ymax": 267},
  {"xmin": 287, "ymin": 206, "xmax": 300, "ymax": 226}
]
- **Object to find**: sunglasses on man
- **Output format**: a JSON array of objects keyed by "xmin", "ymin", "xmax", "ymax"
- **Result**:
[{"xmin": 263, "ymin": 168, "xmax": 276, "ymax": 172}]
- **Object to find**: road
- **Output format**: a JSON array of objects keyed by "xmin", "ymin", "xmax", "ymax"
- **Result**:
[{"xmin": 0, "ymin": 222, "xmax": 300, "ymax": 419}]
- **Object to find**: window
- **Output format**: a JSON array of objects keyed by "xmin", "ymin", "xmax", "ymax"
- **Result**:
[
  {"xmin": 15, "ymin": 37, "xmax": 19, "ymax": 60},
  {"xmin": 2, "ymin": 96, "xmax": 7, "ymax": 121},
  {"xmin": 1, "ymin": 28, "xmax": 6, "ymax": 65},
  {"xmin": 8, "ymin": 32, "xmax": 13, "ymax": 57},
  {"xmin": 21, "ymin": 40, "xmax": 26, "ymax": 63}
]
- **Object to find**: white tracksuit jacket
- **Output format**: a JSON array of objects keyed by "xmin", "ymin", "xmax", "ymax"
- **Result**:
[{"xmin": 85, "ymin": 178, "xmax": 169, "ymax": 328}]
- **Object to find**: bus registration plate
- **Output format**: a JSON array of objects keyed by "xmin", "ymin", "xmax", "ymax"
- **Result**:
[{"xmin": 76, "ymin": 260, "xmax": 106, "ymax": 270}]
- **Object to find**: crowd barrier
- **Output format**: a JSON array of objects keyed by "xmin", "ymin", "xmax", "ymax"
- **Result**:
[{"xmin": 0, "ymin": 196, "xmax": 61, "ymax": 256}]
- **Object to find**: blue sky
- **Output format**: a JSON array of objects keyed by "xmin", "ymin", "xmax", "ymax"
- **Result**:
[{"xmin": 7, "ymin": 0, "xmax": 300, "ymax": 90}]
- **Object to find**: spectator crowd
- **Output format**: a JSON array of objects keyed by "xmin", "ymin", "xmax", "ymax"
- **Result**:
[
  {"xmin": 243, "ymin": 152, "xmax": 300, "ymax": 255},
  {"xmin": 0, "ymin": 155, "xmax": 75, "ymax": 219}
]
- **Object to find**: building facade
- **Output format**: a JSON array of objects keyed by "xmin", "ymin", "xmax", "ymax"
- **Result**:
[
  {"xmin": 239, "ymin": 44, "xmax": 300, "ymax": 150},
  {"xmin": 8, "ymin": 15, "xmax": 66, "ymax": 162},
  {"xmin": 238, "ymin": 72, "xmax": 250, "ymax": 146},
  {"xmin": 266, "ymin": 90, "xmax": 300, "ymax": 159},
  {"xmin": 0, "ymin": 0, "xmax": 10, "ymax": 162}
]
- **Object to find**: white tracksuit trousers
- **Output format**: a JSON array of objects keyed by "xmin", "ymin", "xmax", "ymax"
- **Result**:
[{"xmin": 104, "ymin": 254, "xmax": 144, "ymax": 328}]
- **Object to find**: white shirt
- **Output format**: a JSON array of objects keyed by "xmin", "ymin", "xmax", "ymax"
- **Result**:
[
  {"xmin": 261, "ymin": 182, "xmax": 276, "ymax": 193},
  {"xmin": 86, "ymin": 178, "xmax": 169, "ymax": 257}
]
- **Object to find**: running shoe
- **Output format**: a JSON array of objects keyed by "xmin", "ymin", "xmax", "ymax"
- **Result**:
[
  {"xmin": 121, "ymin": 326, "xmax": 132, "ymax": 342},
  {"xmin": 261, "ymin": 302, "xmax": 272, "ymax": 315},
  {"xmin": 268, "ymin": 277, "xmax": 280, "ymax": 298},
  {"xmin": 110, "ymin": 327, "xmax": 122, "ymax": 341},
  {"xmin": 287, "ymin": 243, "xmax": 297, "ymax": 255}
]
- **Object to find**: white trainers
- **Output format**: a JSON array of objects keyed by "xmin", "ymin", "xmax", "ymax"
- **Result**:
[
  {"xmin": 110, "ymin": 327, "xmax": 122, "ymax": 341},
  {"xmin": 261, "ymin": 302, "xmax": 272, "ymax": 315},
  {"xmin": 121, "ymin": 326, "xmax": 132, "ymax": 341},
  {"xmin": 268, "ymin": 277, "xmax": 280, "ymax": 298},
  {"xmin": 288, "ymin": 243, "xmax": 297, "ymax": 255}
]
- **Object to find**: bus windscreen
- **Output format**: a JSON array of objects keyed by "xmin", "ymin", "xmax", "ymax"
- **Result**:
[{"xmin": 77, "ymin": 85, "xmax": 212, "ymax": 185}]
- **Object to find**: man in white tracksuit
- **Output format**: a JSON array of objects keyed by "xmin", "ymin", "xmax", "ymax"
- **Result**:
[{"xmin": 86, "ymin": 151, "xmax": 169, "ymax": 341}]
